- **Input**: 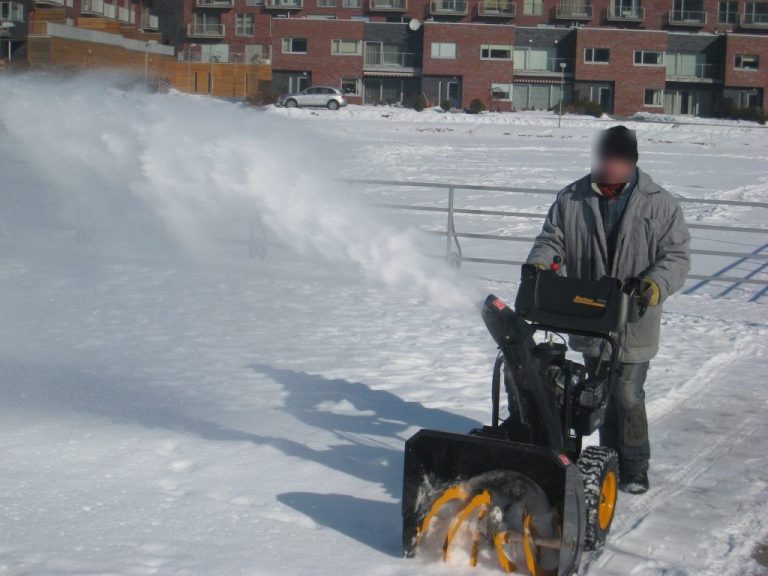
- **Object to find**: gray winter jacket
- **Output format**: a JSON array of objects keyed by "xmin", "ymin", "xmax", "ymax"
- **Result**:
[{"xmin": 527, "ymin": 168, "xmax": 691, "ymax": 363}]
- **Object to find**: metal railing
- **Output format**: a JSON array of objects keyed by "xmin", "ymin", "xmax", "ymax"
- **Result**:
[
  {"xmin": 606, "ymin": 5, "xmax": 644, "ymax": 20},
  {"xmin": 364, "ymin": 50, "xmax": 420, "ymax": 68},
  {"xmin": 668, "ymin": 9, "xmax": 707, "ymax": 24},
  {"xmin": 515, "ymin": 57, "xmax": 574, "ymax": 75},
  {"xmin": 102, "ymin": 2, "xmax": 116, "ymax": 19},
  {"xmin": 740, "ymin": 11, "xmax": 768, "ymax": 27},
  {"xmin": 118, "ymin": 5, "xmax": 130, "ymax": 22},
  {"xmin": 187, "ymin": 23, "xmax": 225, "ymax": 37},
  {"xmin": 34, "ymin": 0, "xmax": 65, "ymax": 5},
  {"xmin": 430, "ymin": 0, "xmax": 468, "ymax": 14},
  {"xmin": 264, "ymin": 0, "xmax": 303, "ymax": 8},
  {"xmin": 666, "ymin": 61, "xmax": 716, "ymax": 80},
  {"xmin": 344, "ymin": 178, "xmax": 768, "ymax": 290},
  {"xmin": 80, "ymin": 0, "xmax": 104, "ymax": 16},
  {"xmin": 555, "ymin": 2, "xmax": 592, "ymax": 18},
  {"xmin": 0, "ymin": 0, "xmax": 23, "ymax": 21},
  {"xmin": 141, "ymin": 14, "xmax": 159, "ymax": 30},
  {"xmin": 195, "ymin": 0, "xmax": 234, "ymax": 7},
  {"xmin": 369, "ymin": 0, "xmax": 407, "ymax": 10},
  {"xmin": 478, "ymin": 0, "xmax": 516, "ymax": 16}
]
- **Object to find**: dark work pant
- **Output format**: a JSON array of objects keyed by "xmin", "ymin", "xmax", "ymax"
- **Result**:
[{"xmin": 585, "ymin": 357, "xmax": 651, "ymax": 477}]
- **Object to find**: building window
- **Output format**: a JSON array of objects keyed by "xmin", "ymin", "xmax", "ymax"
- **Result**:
[
  {"xmin": 431, "ymin": 42, "xmax": 457, "ymax": 59},
  {"xmin": 282, "ymin": 37, "xmax": 308, "ymax": 54},
  {"xmin": 491, "ymin": 83, "xmax": 512, "ymax": 101},
  {"xmin": 523, "ymin": 0, "xmax": 544, "ymax": 14},
  {"xmin": 644, "ymin": 88, "xmax": 664, "ymax": 106},
  {"xmin": 245, "ymin": 0, "xmax": 264, "ymax": 5},
  {"xmin": 738, "ymin": 90, "xmax": 760, "ymax": 108},
  {"xmin": 481, "ymin": 44, "xmax": 513, "ymax": 60},
  {"xmin": 331, "ymin": 39, "xmax": 362, "ymax": 55},
  {"xmin": 318, "ymin": 0, "xmax": 336, "ymax": 6},
  {"xmin": 584, "ymin": 47, "xmax": 610, "ymax": 63},
  {"xmin": 235, "ymin": 13, "xmax": 254, "ymax": 35},
  {"xmin": 342, "ymin": 0, "xmax": 362, "ymax": 6},
  {"xmin": 718, "ymin": 0, "xmax": 737, "ymax": 22},
  {"xmin": 341, "ymin": 78, "xmax": 362, "ymax": 95},
  {"xmin": 734, "ymin": 54, "xmax": 759, "ymax": 70},
  {"xmin": 634, "ymin": 50, "xmax": 664, "ymax": 65},
  {"xmin": 672, "ymin": 0, "xmax": 704, "ymax": 20}
]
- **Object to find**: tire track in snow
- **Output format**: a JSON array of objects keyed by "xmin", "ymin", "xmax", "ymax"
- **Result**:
[{"xmin": 582, "ymin": 338, "xmax": 762, "ymax": 574}]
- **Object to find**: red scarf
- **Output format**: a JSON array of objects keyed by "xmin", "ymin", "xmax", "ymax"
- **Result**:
[{"xmin": 597, "ymin": 182, "xmax": 626, "ymax": 200}]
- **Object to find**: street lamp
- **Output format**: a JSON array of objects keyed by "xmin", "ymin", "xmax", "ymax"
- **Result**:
[
  {"xmin": 558, "ymin": 61, "xmax": 567, "ymax": 128},
  {"xmin": 1, "ymin": 22, "xmax": 15, "ymax": 66},
  {"xmin": 144, "ymin": 39, "xmax": 158, "ymax": 93},
  {"xmin": 186, "ymin": 43, "xmax": 198, "ymax": 93}
]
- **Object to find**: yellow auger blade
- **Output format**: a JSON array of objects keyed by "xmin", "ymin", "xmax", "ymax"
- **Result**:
[
  {"xmin": 469, "ymin": 506, "xmax": 489, "ymax": 567},
  {"xmin": 416, "ymin": 485, "xmax": 468, "ymax": 545},
  {"xmin": 442, "ymin": 490, "xmax": 491, "ymax": 561},
  {"xmin": 522, "ymin": 513, "xmax": 540, "ymax": 576},
  {"xmin": 493, "ymin": 531, "xmax": 517, "ymax": 574}
]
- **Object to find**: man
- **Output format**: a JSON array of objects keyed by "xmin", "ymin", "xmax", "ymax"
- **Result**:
[{"xmin": 527, "ymin": 125, "xmax": 690, "ymax": 494}]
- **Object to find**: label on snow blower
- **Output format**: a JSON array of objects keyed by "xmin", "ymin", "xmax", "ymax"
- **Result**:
[{"xmin": 572, "ymin": 295, "xmax": 608, "ymax": 309}]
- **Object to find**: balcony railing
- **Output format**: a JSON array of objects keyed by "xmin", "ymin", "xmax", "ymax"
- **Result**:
[
  {"xmin": 666, "ymin": 61, "xmax": 716, "ymax": 80},
  {"xmin": 195, "ymin": 0, "xmax": 234, "ymax": 7},
  {"xmin": 34, "ymin": 0, "xmax": 65, "ymax": 6},
  {"xmin": 80, "ymin": 0, "xmax": 104, "ymax": 16},
  {"xmin": 515, "ymin": 57, "xmax": 574, "ymax": 75},
  {"xmin": 555, "ymin": 2, "xmax": 592, "ymax": 18},
  {"xmin": 478, "ymin": 0, "xmax": 516, "ymax": 16},
  {"xmin": 369, "ymin": 0, "xmax": 407, "ymax": 10},
  {"xmin": 118, "ymin": 6, "xmax": 130, "ymax": 22},
  {"xmin": 103, "ymin": 2, "xmax": 116, "ymax": 19},
  {"xmin": 667, "ymin": 9, "xmax": 707, "ymax": 25},
  {"xmin": 606, "ymin": 5, "xmax": 644, "ymax": 20},
  {"xmin": 430, "ymin": 0, "xmax": 468, "ymax": 14},
  {"xmin": 141, "ymin": 13, "xmax": 159, "ymax": 30},
  {"xmin": 264, "ymin": 0, "xmax": 304, "ymax": 9},
  {"xmin": 0, "ymin": 1, "xmax": 24, "ymax": 21},
  {"xmin": 364, "ymin": 50, "xmax": 420, "ymax": 69},
  {"xmin": 187, "ymin": 23, "xmax": 225, "ymax": 37},
  {"xmin": 740, "ymin": 11, "xmax": 768, "ymax": 27}
]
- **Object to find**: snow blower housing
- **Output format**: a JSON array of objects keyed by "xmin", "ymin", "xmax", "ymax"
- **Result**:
[{"xmin": 402, "ymin": 265, "xmax": 639, "ymax": 575}]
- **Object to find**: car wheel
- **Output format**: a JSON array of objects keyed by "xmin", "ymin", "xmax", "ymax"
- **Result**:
[
  {"xmin": 327, "ymin": 100, "xmax": 340, "ymax": 110},
  {"xmin": 285, "ymin": 99, "xmax": 298, "ymax": 108}
]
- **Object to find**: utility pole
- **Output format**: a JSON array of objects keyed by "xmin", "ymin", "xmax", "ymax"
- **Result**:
[
  {"xmin": 558, "ymin": 61, "xmax": 567, "ymax": 128},
  {"xmin": 144, "ymin": 40, "xmax": 157, "ymax": 93}
]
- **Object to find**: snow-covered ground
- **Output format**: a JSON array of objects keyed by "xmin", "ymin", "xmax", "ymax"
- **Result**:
[{"xmin": 1, "ymin": 74, "xmax": 766, "ymax": 576}]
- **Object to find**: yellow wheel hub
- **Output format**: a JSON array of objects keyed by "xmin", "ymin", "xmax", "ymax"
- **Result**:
[{"xmin": 598, "ymin": 470, "xmax": 617, "ymax": 530}]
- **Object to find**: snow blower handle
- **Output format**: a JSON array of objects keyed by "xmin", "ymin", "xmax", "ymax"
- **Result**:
[{"xmin": 623, "ymin": 276, "xmax": 648, "ymax": 319}]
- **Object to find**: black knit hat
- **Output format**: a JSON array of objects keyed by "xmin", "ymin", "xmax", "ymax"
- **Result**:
[{"xmin": 597, "ymin": 125, "xmax": 638, "ymax": 164}]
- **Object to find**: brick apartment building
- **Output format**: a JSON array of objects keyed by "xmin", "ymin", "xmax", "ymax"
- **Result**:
[
  {"xmin": 168, "ymin": 0, "xmax": 767, "ymax": 115},
  {"xmin": 2, "ymin": 0, "xmax": 766, "ymax": 115}
]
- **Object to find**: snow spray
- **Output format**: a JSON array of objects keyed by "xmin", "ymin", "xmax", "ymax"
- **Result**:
[{"xmin": 0, "ymin": 74, "xmax": 473, "ymax": 309}]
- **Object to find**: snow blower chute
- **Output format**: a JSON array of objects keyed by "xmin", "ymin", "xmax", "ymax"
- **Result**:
[{"xmin": 403, "ymin": 263, "xmax": 642, "ymax": 575}]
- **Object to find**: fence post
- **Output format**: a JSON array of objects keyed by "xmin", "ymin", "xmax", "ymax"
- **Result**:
[{"xmin": 446, "ymin": 187, "xmax": 454, "ymax": 260}]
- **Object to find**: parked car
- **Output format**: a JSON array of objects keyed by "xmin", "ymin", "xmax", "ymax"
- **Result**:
[{"xmin": 277, "ymin": 87, "xmax": 348, "ymax": 110}]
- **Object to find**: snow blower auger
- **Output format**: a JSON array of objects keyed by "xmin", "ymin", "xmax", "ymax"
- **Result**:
[{"xmin": 403, "ymin": 263, "xmax": 644, "ymax": 575}]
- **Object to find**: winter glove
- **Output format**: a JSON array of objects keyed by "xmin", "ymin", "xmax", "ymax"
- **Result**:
[{"xmin": 637, "ymin": 278, "xmax": 661, "ymax": 307}]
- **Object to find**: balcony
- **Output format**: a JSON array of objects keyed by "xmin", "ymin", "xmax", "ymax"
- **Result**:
[
  {"xmin": 0, "ymin": 0, "xmax": 24, "ymax": 21},
  {"xmin": 555, "ymin": 2, "xmax": 592, "ymax": 19},
  {"xmin": 118, "ymin": 6, "xmax": 130, "ymax": 22},
  {"xmin": 80, "ymin": 0, "xmax": 104, "ymax": 16},
  {"xmin": 187, "ymin": 23, "xmax": 225, "ymax": 37},
  {"xmin": 741, "ymin": 11, "xmax": 768, "ymax": 27},
  {"xmin": 667, "ymin": 10, "xmax": 707, "ymax": 25},
  {"xmin": 606, "ymin": 5, "xmax": 644, "ymax": 20},
  {"xmin": 264, "ymin": 0, "xmax": 303, "ymax": 9},
  {"xmin": 368, "ymin": 0, "xmax": 407, "ymax": 10},
  {"xmin": 103, "ymin": 2, "xmax": 117, "ymax": 19},
  {"xmin": 478, "ymin": 0, "xmax": 516, "ymax": 16},
  {"xmin": 666, "ymin": 61, "xmax": 717, "ymax": 82},
  {"xmin": 515, "ymin": 57, "xmax": 574, "ymax": 77},
  {"xmin": 364, "ymin": 50, "xmax": 421, "ymax": 74},
  {"xmin": 141, "ymin": 13, "xmax": 159, "ymax": 30},
  {"xmin": 195, "ymin": 0, "xmax": 234, "ymax": 8},
  {"xmin": 34, "ymin": 0, "xmax": 65, "ymax": 6},
  {"xmin": 430, "ymin": 0, "xmax": 468, "ymax": 14}
]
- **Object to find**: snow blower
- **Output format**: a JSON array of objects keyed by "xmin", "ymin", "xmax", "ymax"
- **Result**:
[{"xmin": 402, "ymin": 262, "xmax": 643, "ymax": 575}]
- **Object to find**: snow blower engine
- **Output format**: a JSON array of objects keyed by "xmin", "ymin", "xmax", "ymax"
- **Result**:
[{"xmin": 402, "ymin": 262, "xmax": 643, "ymax": 575}]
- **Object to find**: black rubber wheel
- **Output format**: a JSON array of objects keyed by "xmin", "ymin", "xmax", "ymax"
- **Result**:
[
  {"xmin": 327, "ymin": 100, "xmax": 339, "ymax": 110},
  {"xmin": 577, "ymin": 446, "xmax": 619, "ymax": 550},
  {"xmin": 285, "ymin": 99, "xmax": 298, "ymax": 108}
]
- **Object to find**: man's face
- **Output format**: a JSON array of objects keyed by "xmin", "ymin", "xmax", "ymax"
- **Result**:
[{"xmin": 597, "ymin": 155, "xmax": 635, "ymax": 184}]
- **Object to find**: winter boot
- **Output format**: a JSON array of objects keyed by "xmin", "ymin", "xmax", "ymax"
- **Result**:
[{"xmin": 619, "ymin": 472, "xmax": 649, "ymax": 495}]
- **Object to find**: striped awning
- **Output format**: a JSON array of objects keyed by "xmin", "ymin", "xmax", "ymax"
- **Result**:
[{"xmin": 363, "ymin": 69, "xmax": 421, "ymax": 78}]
